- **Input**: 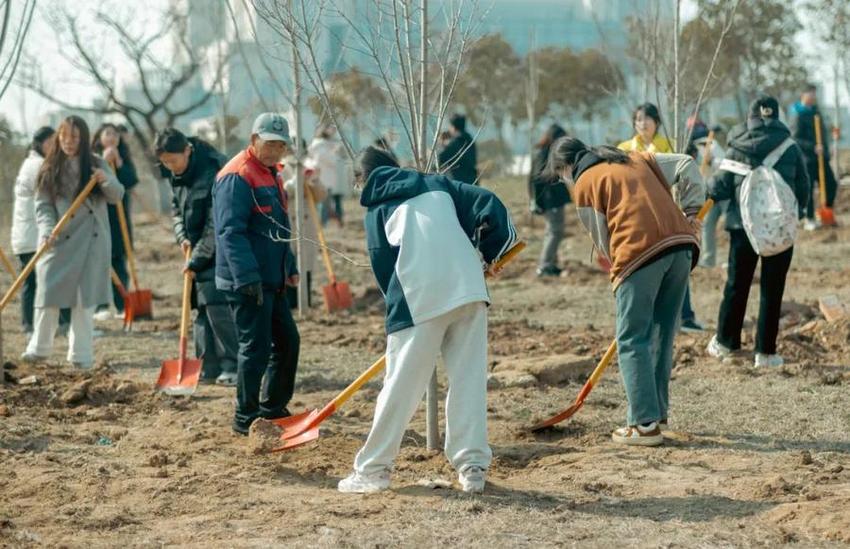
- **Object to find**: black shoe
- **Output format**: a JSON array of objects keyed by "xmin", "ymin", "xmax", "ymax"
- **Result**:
[
  {"xmin": 261, "ymin": 408, "xmax": 292, "ymax": 421},
  {"xmin": 232, "ymin": 420, "xmax": 252, "ymax": 436},
  {"xmin": 680, "ymin": 318, "xmax": 705, "ymax": 334},
  {"xmin": 536, "ymin": 266, "xmax": 562, "ymax": 278}
]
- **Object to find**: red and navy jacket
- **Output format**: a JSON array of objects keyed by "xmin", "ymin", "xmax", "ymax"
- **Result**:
[{"xmin": 213, "ymin": 147, "xmax": 297, "ymax": 292}]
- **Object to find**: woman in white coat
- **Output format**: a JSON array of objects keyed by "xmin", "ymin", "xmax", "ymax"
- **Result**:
[
  {"xmin": 11, "ymin": 126, "xmax": 60, "ymax": 335},
  {"xmin": 22, "ymin": 116, "xmax": 124, "ymax": 369},
  {"xmin": 309, "ymin": 125, "xmax": 351, "ymax": 226}
]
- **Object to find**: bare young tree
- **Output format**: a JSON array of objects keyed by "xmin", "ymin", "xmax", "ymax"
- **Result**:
[
  {"xmin": 20, "ymin": 2, "xmax": 227, "ymax": 174},
  {"xmin": 0, "ymin": 0, "xmax": 37, "ymax": 101}
]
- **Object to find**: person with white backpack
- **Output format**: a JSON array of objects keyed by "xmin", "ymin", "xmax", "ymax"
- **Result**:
[{"xmin": 706, "ymin": 95, "xmax": 810, "ymax": 368}]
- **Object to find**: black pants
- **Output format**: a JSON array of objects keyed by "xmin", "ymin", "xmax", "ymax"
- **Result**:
[
  {"xmin": 805, "ymin": 157, "xmax": 838, "ymax": 218},
  {"xmin": 228, "ymin": 289, "xmax": 300, "ymax": 433},
  {"xmin": 716, "ymin": 230, "xmax": 793, "ymax": 354},
  {"xmin": 18, "ymin": 253, "xmax": 70, "ymax": 332},
  {"xmin": 286, "ymin": 271, "xmax": 312, "ymax": 310},
  {"xmin": 106, "ymin": 192, "xmax": 132, "ymax": 312},
  {"xmin": 194, "ymin": 303, "xmax": 239, "ymax": 379}
]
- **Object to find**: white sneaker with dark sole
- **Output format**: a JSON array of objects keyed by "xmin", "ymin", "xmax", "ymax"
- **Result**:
[
  {"xmin": 216, "ymin": 372, "xmax": 238, "ymax": 386},
  {"xmin": 338, "ymin": 470, "xmax": 390, "ymax": 493},
  {"xmin": 612, "ymin": 422, "xmax": 663, "ymax": 446},
  {"xmin": 458, "ymin": 466, "xmax": 486, "ymax": 493}
]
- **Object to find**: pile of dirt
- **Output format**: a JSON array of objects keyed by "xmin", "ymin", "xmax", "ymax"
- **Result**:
[{"xmin": 247, "ymin": 419, "xmax": 285, "ymax": 455}]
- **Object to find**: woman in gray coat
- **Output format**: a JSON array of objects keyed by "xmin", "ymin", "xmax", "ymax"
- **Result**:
[{"xmin": 22, "ymin": 116, "xmax": 124, "ymax": 369}]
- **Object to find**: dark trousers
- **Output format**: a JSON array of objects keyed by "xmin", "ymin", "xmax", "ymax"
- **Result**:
[
  {"xmin": 18, "ymin": 253, "xmax": 69, "ymax": 332},
  {"xmin": 805, "ymin": 158, "xmax": 838, "ymax": 218},
  {"xmin": 320, "ymin": 194, "xmax": 344, "ymax": 225},
  {"xmin": 716, "ymin": 230, "xmax": 793, "ymax": 354},
  {"xmin": 681, "ymin": 283, "xmax": 695, "ymax": 322},
  {"xmin": 111, "ymin": 254, "xmax": 129, "ymax": 312},
  {"xmin": 229, "ymin": 289, "xmax": 300, "ymax": 432},
  {"xmin": 194, "ymin": 304, "xmax": 239, "ymax": 379},
  {"xmin": 286, "ymin": 271, "xmax": 313, "ymax": 309}
]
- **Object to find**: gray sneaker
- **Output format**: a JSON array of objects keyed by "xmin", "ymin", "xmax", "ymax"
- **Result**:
[
  {"xmin": 20, "ymin": 352, "xmax": 47, "ymax": 363},
  {"xmin": 338, "ymin": 470, "xmax": 390, "ymax": 493}
]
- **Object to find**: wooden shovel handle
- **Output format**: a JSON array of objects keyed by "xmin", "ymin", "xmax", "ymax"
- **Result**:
[
  {"xmin": 814, "ymin": 115, "xmax": 827, "ymax": 206},
  {"xmin": 179, "ymin": 246, "xmax": 192, "ymax": 341},
  {"xmin": 0, "ymin": 176, "xmax": 98, "ymax": 311},
  {"xmin": 305, "ymin": 185, "xmax": 336, "ymax": 283},
  {"xmin": 115, "ymin": 198, "xmax": 140, "ymax": 291},
  {"xmin": 0, "ymin": 247, "xmax": 16, "ymax": 278}
]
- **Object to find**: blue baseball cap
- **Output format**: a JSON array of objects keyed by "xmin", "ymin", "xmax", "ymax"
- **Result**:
[{"xmin": 251, "ymin": 112, "xmax": 290, "ymax": 143}]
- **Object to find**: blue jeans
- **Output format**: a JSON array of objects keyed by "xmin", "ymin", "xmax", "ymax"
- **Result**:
[{"xmin": 615, "ymin": 249, "xmax": 691, "ymax": 426}]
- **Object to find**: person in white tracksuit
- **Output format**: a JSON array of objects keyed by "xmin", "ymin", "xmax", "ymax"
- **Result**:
[{"xmin": 337, "ymin": 146, "xmax": 518, "ymax": 494}]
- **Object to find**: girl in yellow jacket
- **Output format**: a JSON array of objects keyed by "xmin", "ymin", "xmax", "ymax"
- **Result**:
[{"xmin": 617, "ymin": 103, "xmax": 674, "ymax": 153}]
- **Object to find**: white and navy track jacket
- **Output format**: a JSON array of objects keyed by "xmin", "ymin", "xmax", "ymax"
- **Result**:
[{"xmin": 360, "ymin": 166, "xmax": 518, "ymax": 334}]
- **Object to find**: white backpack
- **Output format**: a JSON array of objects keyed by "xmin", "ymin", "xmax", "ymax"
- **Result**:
[{"xmin": 719, "ymin": 138, "xmax": 798, "ymax": 256}]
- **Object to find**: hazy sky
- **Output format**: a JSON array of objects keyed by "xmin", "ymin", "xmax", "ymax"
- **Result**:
[{"xmin": 0, "ymin": 0, "xmax": 845, "ymax": 135}]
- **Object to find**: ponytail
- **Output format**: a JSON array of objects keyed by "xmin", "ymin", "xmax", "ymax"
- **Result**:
[{"xmin": 547, "ymin": 136, "xmax": 630, "ymax": 177}]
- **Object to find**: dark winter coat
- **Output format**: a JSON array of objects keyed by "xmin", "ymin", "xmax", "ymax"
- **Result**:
[
  {"xmin": 788, "ymin": 102, "xmax": 831, "ymax": 161},
  {"xmin": 437, "ymin": 131, "xmax": 478, "ymax": 185},
  {"xmin": 106, "ymin": 155, "xmax": 138, "ymax": 260},
  {"xmin": 708, "ymin": 117, "xmax": 810, "ymax": 231},
  {"xmin": 213, "ymin": 148, "xmax": 297, "ymax": 293},
  {"xmin": 528, "ymin": 146, "xmax": 570, "ymax": 210},
  {"xmin": 164, "ymin": 138, "xmax": 228, "ymax": 305}
]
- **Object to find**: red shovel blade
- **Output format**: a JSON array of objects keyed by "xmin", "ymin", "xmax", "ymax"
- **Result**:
[
  {"xmin": 127, "ymin": 290, "xmax": 154, "ymax": 319},
  {"xmin": 530, "ymin": 401, "xmax": 585, "ymax": 432},
  {"xmin": 269, "ymin": 408, "xmax": 325, "ymax": 452},
  {"xmin": 155, "ymin": 358, "xmax": 202, "ymax": 396},
  {"xmin": 323, "ymin": 281, "xmax": 353, "ymax": 312},
  {"xmin": 818, "ymin": 207, "xmax": 837, "ymax": 227}
]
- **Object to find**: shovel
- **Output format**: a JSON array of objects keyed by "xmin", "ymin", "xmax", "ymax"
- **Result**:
[
  {"xmin": 116, "ymin": 199, "xmax": 153, "ymax": 318},
  {"xmin": 305, "ymin": 185, "xmax": 353, "ymax": 312},
  {"xmin": 814, "ymin": 115, "xmax": 836, "ymax": 227},
  {"xmin": 155, "ymin": 247, "xmax": 202, "ymax": 395},
  {"xmin": 0, "ymin": 246, "xmax": 16, "ymax": 278},
  {"xmin": 269, "ymin": 240, "xmax": 527, "ymax": 452},
  {"xmin": 531, "ymin": 200, "xmax": 714, "ymax": 431},
  {"xmin": 110, "ymin": 269, "xmax": 135, "ymax": 330}
]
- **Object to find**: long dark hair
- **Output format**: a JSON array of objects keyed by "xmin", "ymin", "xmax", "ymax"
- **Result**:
[
  {"xmin": 547, "ymin": 136, "xmax": 631, "ymax": 175},
  {"xmin": 37, "ymin": 116, "xmax": 97, "ymax": 202},
  {"xmin": 357, "ymin": 145, "xmax": 400, "ymax": 182},
  {"xmin": 92, "ymin": 122, "xmax": 134, "ymax": 164},
  {"xmin": 535, "ymin": 123, "xmax": 567, "ymax": 150},
  {"xmin": 30, "ymin": 126, "xmax": 55, "ymax": 157}
]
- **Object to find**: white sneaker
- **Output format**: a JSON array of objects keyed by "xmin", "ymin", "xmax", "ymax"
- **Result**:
[
  {"xmin": 706, "ymin": 335, "xmax": 732, "ymax": 358},
  {"xmin": 458, "ymin": 466, "xmax": 486, "ymax": 493},
  {"xmin": 754, "ymin": 353, "xmax": 784, "ymax": 368},
  {"xmin": 803, "ymin": 219, "xmax": 819, "ymax": 231},
  {"xmin": 611, "ymin": 422, "xmax": 663, "ymax": 446},
  {"xmin": 337, "ymin": 470, "xmax": 390, "ymax": 493},
  {"xmin": 216, "ymin": 372, "xmax": 238, "ymax": 386},
  {"xmin": 20, "ymin": 352, "xmax": 47, "ymax": 363},
  {"xmin": 93, "ymin": 309, "xmax": 112, "ymax": 322}
]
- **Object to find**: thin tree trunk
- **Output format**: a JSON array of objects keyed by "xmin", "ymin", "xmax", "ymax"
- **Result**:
[
  {"xmin": 673, "ymin": 0, "xmax": 680, "ymax": 151},
  {"xmin": 290, "ymin": 10, "xmax": 307, "ymax": 319}
]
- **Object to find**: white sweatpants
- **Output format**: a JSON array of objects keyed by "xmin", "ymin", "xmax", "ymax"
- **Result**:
[
  {"xmin": 26, "ymin": 305, "xmax": 96, "ymax": 364},
  {"xmin": 354, "ymin": 301, "xmax": 492, "ymax": 475}
]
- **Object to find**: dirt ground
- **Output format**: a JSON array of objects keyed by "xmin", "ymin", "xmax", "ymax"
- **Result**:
[{"xmin": 1, "ymin": 177, "xmax": 849, "ymax": 548}]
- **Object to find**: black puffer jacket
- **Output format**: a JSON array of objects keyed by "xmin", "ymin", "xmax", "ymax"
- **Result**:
[
  {"xmin": 528, "ymin": 146, "xmax": 570, "ymax": 210},
  {"xmin": 708, "ymin": 117, "xmax": 810, "ymax": 231},
  {"xmin": 165, "ymin": 138, "xmax": 227, "ymax": 296},
  {"xmin": 438, "ymin": 131, "xmax": 478, "ymax": 185}
]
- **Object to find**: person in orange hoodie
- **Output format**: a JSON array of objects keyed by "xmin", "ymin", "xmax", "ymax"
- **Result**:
[{"xmin": 549, "ymin": 137, "xmax": 704, "ymax": 446}]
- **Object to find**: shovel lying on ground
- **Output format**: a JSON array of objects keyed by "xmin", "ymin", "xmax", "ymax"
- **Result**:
[
  {"xmin": 110, "ymin": 269, "xmax": 134, "ymax": 330},
  {"xmin": 0, "ymin": 176, "xmax": 99, "ymax": 362},
  {"xmin": 531, "ymin": 200, "xmax": 714, "ymax": 432},
  {"xmin": 305, "ymin": 185, "xmax": 353, "ymax": 313},
  {"xmin": 116, "ymin": 199, "xmax": 153, "ymax": 319},
  {"xmin": 269, "ymin": 240, "xmax": 527, "ymax": 452},
  {"xmin": 0, "ymin": 246, "xmax": 16, "ymax": 278},
  {"xmin": 155, "ymin": 247, "xmax": 201, "ymax": 396},
  {"xmin": 814, "ymin": 115, "xmax": 836, "ymax": 227}
]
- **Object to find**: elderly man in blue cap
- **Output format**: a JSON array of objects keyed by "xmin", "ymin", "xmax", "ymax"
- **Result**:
[{"xmin": 213, "ymin": 112, "xmax": 301, "ymax": 435}]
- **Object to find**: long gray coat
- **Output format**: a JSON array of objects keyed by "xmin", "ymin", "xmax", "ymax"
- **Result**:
[{"xmin": 35, "ymin": 156, "xmax": 124, "ymax": 308}]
